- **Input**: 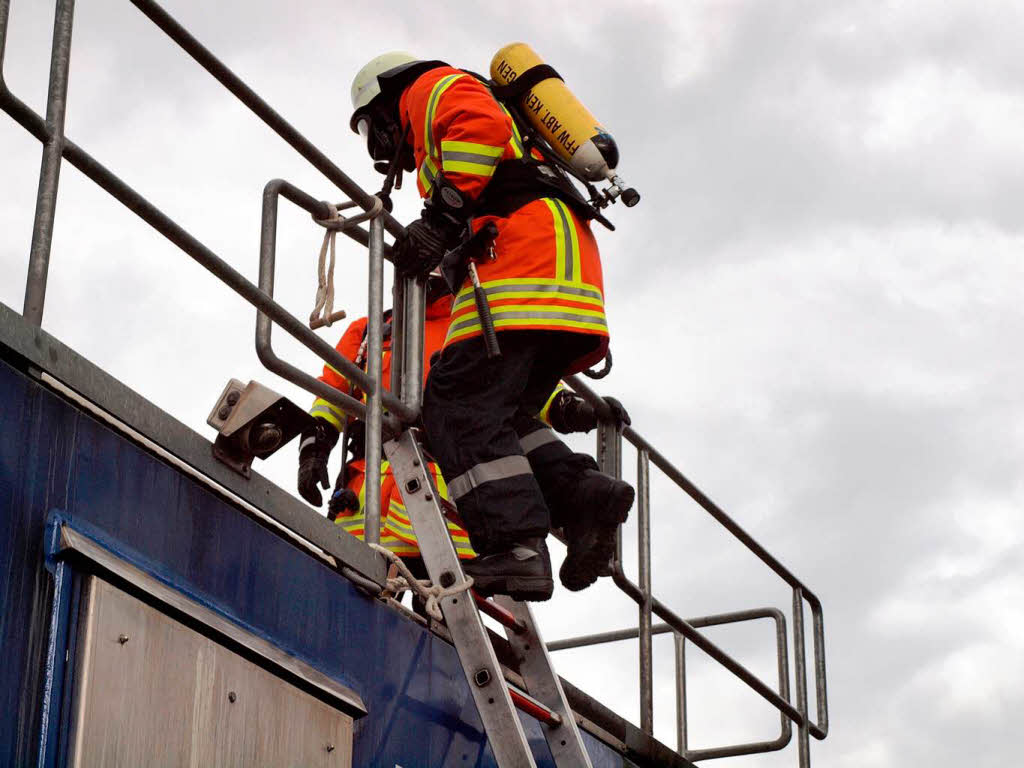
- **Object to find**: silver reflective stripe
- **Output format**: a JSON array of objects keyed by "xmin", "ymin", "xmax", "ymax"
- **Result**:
[
  {"xmin": 442, "ymin": 150, "xmax": 502, "ymax": 167},
  {"xmin": 299, "ymin": 436, "xmax": 317, "ymax": 452},
  {"xmin": 447, "ymin": 455, "xmax": 533, "ymax": 500},
  {"xmin": 449, "ymin": 309, "xmax": 608, "ymax": 333},
  {"xmin": 453, "ymin": 282, "xmax": 603, "ymax": 310},
  {"xmin": 425, "ymin": 74, "xmax": 464, "ymax": 158},
  {"xmin": 519, "ymin": 428, "xmax": 559, "ymax": 455}
]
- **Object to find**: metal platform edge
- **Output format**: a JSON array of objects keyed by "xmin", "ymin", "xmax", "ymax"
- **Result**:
[{"xmin": 0, "ymin": 300, "xmax": 386, "ymax": 586}]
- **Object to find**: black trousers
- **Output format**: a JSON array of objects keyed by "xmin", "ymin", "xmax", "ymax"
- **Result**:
[
  {"xmin": 423, "ymin": 331, "xmax": 596, "ymax": 554},
  {"xmin": 515, "ymin": 424, "xmax": 600, "ymax": 530}
]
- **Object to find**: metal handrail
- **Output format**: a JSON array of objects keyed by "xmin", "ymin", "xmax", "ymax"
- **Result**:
[
  {"xmin": 548, "ymin": 608, "xmax": 793, "ymax": 761},
  {"xmin": 0, "ymin": 0, "xmax": 405, "ymax": 434},
  {"xmin": 556, "ymin": 375, "xmax": 829, "ymax": 765}
]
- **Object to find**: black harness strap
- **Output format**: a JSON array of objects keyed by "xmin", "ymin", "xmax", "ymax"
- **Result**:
[{"xmin": 490, "ymin": 64, "xmax": 562, "ymax": 103}]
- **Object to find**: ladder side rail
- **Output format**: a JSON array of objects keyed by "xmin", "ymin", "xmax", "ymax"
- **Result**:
[
  {"xmin": 494, "ymin": 598, "xmax": 594, "ymax": 767},
  {"xmin": 384, "ymin": 430, "xmax": 538, "ymax": 768}
]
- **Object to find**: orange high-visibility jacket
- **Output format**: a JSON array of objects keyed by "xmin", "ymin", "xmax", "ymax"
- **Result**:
[
  {"xmin": 398, "ymin": 66, "xmax": 610, "ymax": 373},
  {"xmin": 308, "ymin": 295, "xmax": 475, "ymax": 558}
]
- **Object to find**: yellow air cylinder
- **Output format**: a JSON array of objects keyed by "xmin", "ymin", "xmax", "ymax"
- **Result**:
[{"xmin": 491, "ymin": 42, "xmax": 619, "ymax": 183}]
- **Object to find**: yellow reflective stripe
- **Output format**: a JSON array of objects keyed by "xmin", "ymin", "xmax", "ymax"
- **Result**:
[
  {"xmin": 442, "ymin": 159, "xmax": 498, "ymax": 177},
  {"xmin": 418, "ymin": 155, "xmax": 440, "ymax": 195},
  {"xmin": 498, "ymin": 104, "xmax": 525, "ymax": 158},
  {"xmin": 453, "ymin": 303, "xmax": 607, "ymax": 324},
  {"xmin": 447, "ymin": 316, "xmax": 608, "ymax": 344},
  {"xmin": 424, "ymin": 74, "xmax": 465, "ymax": 159},
  {"xmin": 441, "ymin": 140, "xmax": 504, "ymax": 158},
  {"xmin": 440, "ymin": 140, "xmax": 503, "ymax": 177},
  {"xmin": 311, "ymin": 397, "xmax": 345, "ymax": 417},
  {"xmin": 310, "ymin": 399, "xmax": 344, "ymax": 430},
  {"xmin": 446, "ymin": 305, "xmax": 607, "ymax": 344},
  {"xmin": 452, "ymin": 281, "xmax": 604, "ymax": 311},
  {"xmin": 543, "ymin": 198, "xmax": 581, "ymax": 283},
  {"xmin": 559, "ymin": 199, "xmax": 582, "ymax": 283},
  {"xmin": 539, "ymin": 383, "xmax": 564, "ymax": 425},
  {"xmin": 545, "ymin": 199, "xmax": 567, "ymax": 281}
]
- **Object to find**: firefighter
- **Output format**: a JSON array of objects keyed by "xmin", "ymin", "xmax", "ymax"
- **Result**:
[
  {"xmin": 348, "ymin": 52, "xmax": 634, "ymax": 600},
  {"xmin": 297, "ymin": 276, "xmax": 473, "ymax": 577},
  {"xmin": 298, "ymin": 276, "xmax": 632, "ymax": 592}
]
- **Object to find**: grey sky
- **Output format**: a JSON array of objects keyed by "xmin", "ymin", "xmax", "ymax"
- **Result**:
[{"xmin": 2, "ymin": 1, "xmax": 1022, "ymax": 766}]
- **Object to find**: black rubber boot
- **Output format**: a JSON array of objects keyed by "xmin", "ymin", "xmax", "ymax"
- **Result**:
[
  {"xmin": 559, "ymin": 470, "xmax": 635, "ymax": 592},
  {"xmin": 463, "ymin": 537, "xmax": 554, "ymax": 602}
]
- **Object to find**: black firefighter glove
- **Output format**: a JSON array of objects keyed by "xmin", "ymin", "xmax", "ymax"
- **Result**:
[
  {"xmin": 548, "ymin": 391, "xmax": 631, "ymax": 434},
  {"xmin": 392, "ymin": 211, "xmax": 463, "ymax": 277},
  {"xmin": 297, "ymin": 419, "xmax": 339, "ymax": 507},
  {"xmin": 392, "ymin": 177, "xmax": 469, "ymax": 277}
]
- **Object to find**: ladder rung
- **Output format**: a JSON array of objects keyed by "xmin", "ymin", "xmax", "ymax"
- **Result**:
[
  {"xmin": 509, "ymin": 687, "xmax": 562, "ymax": 727},
  {"xmin": 473, "ymin": 591, "xmax": 528, "ymax": 634}
]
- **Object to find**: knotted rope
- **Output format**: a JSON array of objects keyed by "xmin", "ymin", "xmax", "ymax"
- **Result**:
[
  {"xmin": 309, "ymin": 197, "xmax": 384, "ymax": 330},
  {"xmin": 369, "ymin": 543, "xmax": 473, "ymax": 622}
]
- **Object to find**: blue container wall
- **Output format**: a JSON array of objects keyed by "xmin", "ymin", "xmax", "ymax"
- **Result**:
[{"xmin": 0, "ymin": 358, "xmax": 630, "ymax": 768}]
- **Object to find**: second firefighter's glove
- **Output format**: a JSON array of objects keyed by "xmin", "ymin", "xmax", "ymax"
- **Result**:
[
  {"xmin": 549, "ymin": 391, "xmax": 632, "ymax": 434},
  {"xmin": 328, "ymin": 488, "xmax": 360, "ymax": 521},
  {"xmin": 297, "ymin": 419, "xmax": 339, "ymax": 507}
]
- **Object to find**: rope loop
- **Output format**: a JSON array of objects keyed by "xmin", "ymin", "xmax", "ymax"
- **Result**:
[
  {"xmin": 309, "ymin": 198, "xmax": 384, "ymax": 330},
  {"xmin": 369, "ymin": 544, "xmax": 474, "ymax": 622}
]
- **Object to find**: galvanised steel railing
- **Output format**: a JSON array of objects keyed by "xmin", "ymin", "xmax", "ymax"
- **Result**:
[
  {"xmin": 1, "ymin": 1, "xmax": 828, "ymax": 764},
  {"xmin": 550, "ymin": 375, "xmax": 829, "ymax": 764}
]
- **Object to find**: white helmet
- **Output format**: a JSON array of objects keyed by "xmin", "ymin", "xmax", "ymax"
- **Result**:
[{"xmin": 349, "ymin": 51, "xmax": 419, "ymax": 132}]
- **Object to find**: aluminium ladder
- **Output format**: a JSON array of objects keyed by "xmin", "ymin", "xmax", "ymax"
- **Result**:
[{"xmin": 385, "ymin": 429, "xmax": 593, "ymax": 768}]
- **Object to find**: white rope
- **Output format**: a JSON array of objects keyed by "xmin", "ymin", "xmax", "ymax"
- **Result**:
[
  {"xmin": 369, "ymin": 543, "xmax": 474, "ymax": 622},
  {"xmin": 309, "ymin": 197, "xmax": 385, "ymax": 330},
  {"xmin": 310, "ymin": 203, "xmax": 340, "ymax": 329}
]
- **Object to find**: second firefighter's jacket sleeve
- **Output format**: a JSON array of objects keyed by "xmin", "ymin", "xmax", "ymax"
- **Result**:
[{"xmin": 309, "ymin": 317, "xmax": 368, "ymax": 430}]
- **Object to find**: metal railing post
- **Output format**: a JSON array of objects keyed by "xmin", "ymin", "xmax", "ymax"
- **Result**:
[
  {"xmin": 1, "ymin": 0, "xmax": 12, "ymax": 77},
  {"xmin": 400, "ymin": 276, "xmax": 426, "ymax": 410},
  {"xmin": 363, "ymin": 214, "xmax": 385, "ymax": 546},
  {"xmin": 793, "ymin": 587, "xmax": 811, "ymax": 767},
  {"xmin": 23, "ymin": 0, "xmax": 75, "ymax": 326},
  {"xmin": 638, "ymin": 449, "xmax": 653, "ymax": 734},
  {"xmin": 390, "ymin": 276, "xmax": 406, "ymax": 394},
  {"xmin": 675, "ymin": 632, "xmax": 687, "ymax": 754}
]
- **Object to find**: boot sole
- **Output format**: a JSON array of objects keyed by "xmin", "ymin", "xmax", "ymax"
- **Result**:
[
  {"xmin": 560, "ymin": 484, "xmax": 635, "ymax": 591},
  {"xmin": 470, "ymin": 573, "xmax": 554, "ymax": 602}
]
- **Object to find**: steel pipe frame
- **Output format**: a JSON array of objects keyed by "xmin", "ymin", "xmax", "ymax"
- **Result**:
[
  {"xmin": 638, "ymin": 449, "xmax": 654, "ymax": 734},
  {"xmin": 2, "ymin": 0, "xmax": 403, "ymax": 332},
  {"xmin": 257, "ymin": 179, "xmax": 414, "ymax": 429},
  {"xmin": 572, "ymin": 373, "xmax": 829, "ymax": 745},
  {"xmin": 362, "ymin": 214, "xmax": 385, "ymax": 545},
  {"xmin": 22, "ymin": 0, "xmax": 74, "ymax": 326},
  {"xmin": 399, "ymin": 276, "xmax": 426, "ymax": 412},
  {"xmin": 548, "ymin": 608, "xmax": 792, "ymax": 761}
]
